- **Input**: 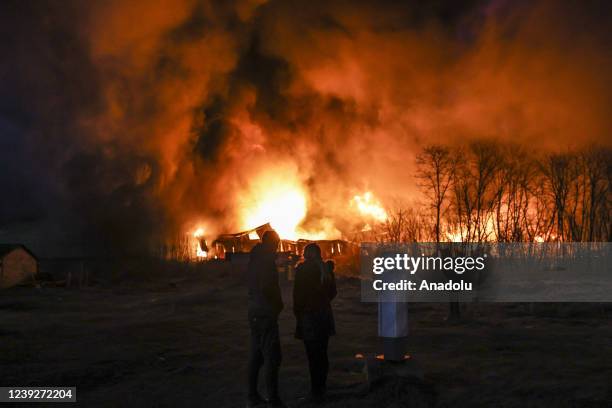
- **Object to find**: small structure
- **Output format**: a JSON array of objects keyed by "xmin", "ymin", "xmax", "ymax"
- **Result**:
[{"xmin": 0, "ymin": 244, "xmax": 38, "ymax": 289}]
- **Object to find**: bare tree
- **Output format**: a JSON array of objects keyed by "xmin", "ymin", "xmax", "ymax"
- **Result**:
[
  {"xmin": 416, "ymin": 145, "xmax": 456, "ymax": 242},
  {"xmin": 491, "ymin": 144, "xmax": 539, "ymax": 242},
  {"xmin": 378, "ymin": 205, "xmax": 431, "ymax": 243},
  {"xmin": 580, "ymin": 146, "xmax": 610, "ymax": 241},
  {"xmin": 449, "ymin": 141, "xmax": 502, "ymax": 243},
  {"xmin": 541, "ymin": 152, "xmax": 573, "ymax": 241}
]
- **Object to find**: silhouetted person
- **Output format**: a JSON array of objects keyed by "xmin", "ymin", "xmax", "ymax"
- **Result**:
[
  {"xmin": 247, "ymin": 230, "xmax": 286, "ymax": 408},
  {"xmin": 293, "ymin": 244, "xmax": 337, "ymax": 403}
]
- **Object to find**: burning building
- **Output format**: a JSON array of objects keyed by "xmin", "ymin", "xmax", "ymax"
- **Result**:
[
  {"xmin": 0, "ymin": 1, "xmax": 609, "ymax": 257},
  {"xmin": 211, "ymin": 223, "xmax": 274, "ymax": 259},
  {"xmin": 202, "ymin": 222, "xmax": 355, "ymax": 262}
]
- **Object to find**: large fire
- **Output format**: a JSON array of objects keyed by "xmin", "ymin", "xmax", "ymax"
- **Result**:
[
  {"xmin": 239, "ymin": 169, "xmax": 308, "ymax": 240},
  {"xmin": 190, "ymin": 171, "xmax": 390, "ymax": 252},
  {"xmin": 242, "ymin": 184, "xmax": 307, "ymax": 240},
  {"xmin": 189, "ymin": 168, "xmax": 391, "ymax": 257},
  {"xmin": 5, "ymin": 1, "xmax": 609, "ymax": 260}
]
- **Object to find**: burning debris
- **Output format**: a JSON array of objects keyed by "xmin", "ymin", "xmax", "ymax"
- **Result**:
[
  {"xmin": 212, "ymin": 223, "xmax": 275, "ymax": 259},
  {"xmin": 197, "ymin": 222, "xmax": 355, "ymax": 262}
]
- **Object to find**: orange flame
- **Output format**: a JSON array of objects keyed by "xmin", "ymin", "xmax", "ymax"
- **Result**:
[
  {"xmin": 192, "ymin": 228, "xmax": 207, "ymax": 258},
  {"xmin": 352, "ymin": 192, "xmax": 388, "ymax": 222},
  {"xmin": 239, "ymin": 167, "xmax": 308, "ymax": 240}
]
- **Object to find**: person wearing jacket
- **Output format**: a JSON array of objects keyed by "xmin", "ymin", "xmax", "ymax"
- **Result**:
[
  {"xmin": 246, "ymin": 230, "xmax": 286, "ymax": 408},
  {"xmin": 293, "ymin": 243, "xmax": 337, "ymax": 403}
]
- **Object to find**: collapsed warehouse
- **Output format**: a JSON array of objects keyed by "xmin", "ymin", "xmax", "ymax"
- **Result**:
[{"xmin": 195, "ymin": 223, "xmax": 356, "ymax": 263}]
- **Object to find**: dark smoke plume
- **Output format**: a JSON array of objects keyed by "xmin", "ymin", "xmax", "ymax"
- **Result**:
[{"xmin": 0, "ymin": 0, "xmax": 610, "ymax": 254}]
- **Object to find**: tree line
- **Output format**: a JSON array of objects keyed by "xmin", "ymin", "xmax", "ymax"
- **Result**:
[{"xmin": 379, "ymin": 141, "xmax": 611, "ymax": 243}]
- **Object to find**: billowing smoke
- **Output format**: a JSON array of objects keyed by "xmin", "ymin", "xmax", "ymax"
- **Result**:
[{"xmin": 1, "ymin": 0, "xmax": 610, "ymax": 254}]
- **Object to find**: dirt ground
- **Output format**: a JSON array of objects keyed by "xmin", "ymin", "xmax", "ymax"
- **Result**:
[{"xmin": 1, "ymin": 261, "xmax": 611, "ymax": 407}]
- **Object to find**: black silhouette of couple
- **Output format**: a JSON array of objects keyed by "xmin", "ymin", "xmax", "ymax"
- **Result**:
[{"xmin": 246, "ymin": 231, "xmax": 337, "ymax": 407}]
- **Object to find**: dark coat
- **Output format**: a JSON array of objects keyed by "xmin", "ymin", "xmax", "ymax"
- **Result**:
[
  {"xmin": 293, "ymin": 259, "xmax": 337, "ymax": 340},
  {"xmin": 247, "ymin": 243, "xmax": 283, "ymax": 318}
]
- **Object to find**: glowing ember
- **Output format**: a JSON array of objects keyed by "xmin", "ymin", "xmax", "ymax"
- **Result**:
[{"xmin": 352, "ymin": 192, "xmax": 388, "ymax": 222}]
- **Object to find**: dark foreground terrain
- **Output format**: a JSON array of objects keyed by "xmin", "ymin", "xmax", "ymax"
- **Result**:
[{"xmin": 1, "ymin": 261, "xmax": 611, "ymax": 407}]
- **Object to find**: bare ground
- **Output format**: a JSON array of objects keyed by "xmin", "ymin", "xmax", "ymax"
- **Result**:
[{"xmin": 1, "ymin": 262, "xmax": 611, "ymax": 407}]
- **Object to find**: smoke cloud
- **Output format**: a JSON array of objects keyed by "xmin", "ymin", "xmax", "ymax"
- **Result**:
[{"xmin": 1, "ymin": 0, "xmax": 610, "ymax": 253}]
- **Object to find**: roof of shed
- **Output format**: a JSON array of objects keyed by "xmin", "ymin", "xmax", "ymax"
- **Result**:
[{"xmin": 0, "ymin": 244, "xmax": 37, "ymax": 259}]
